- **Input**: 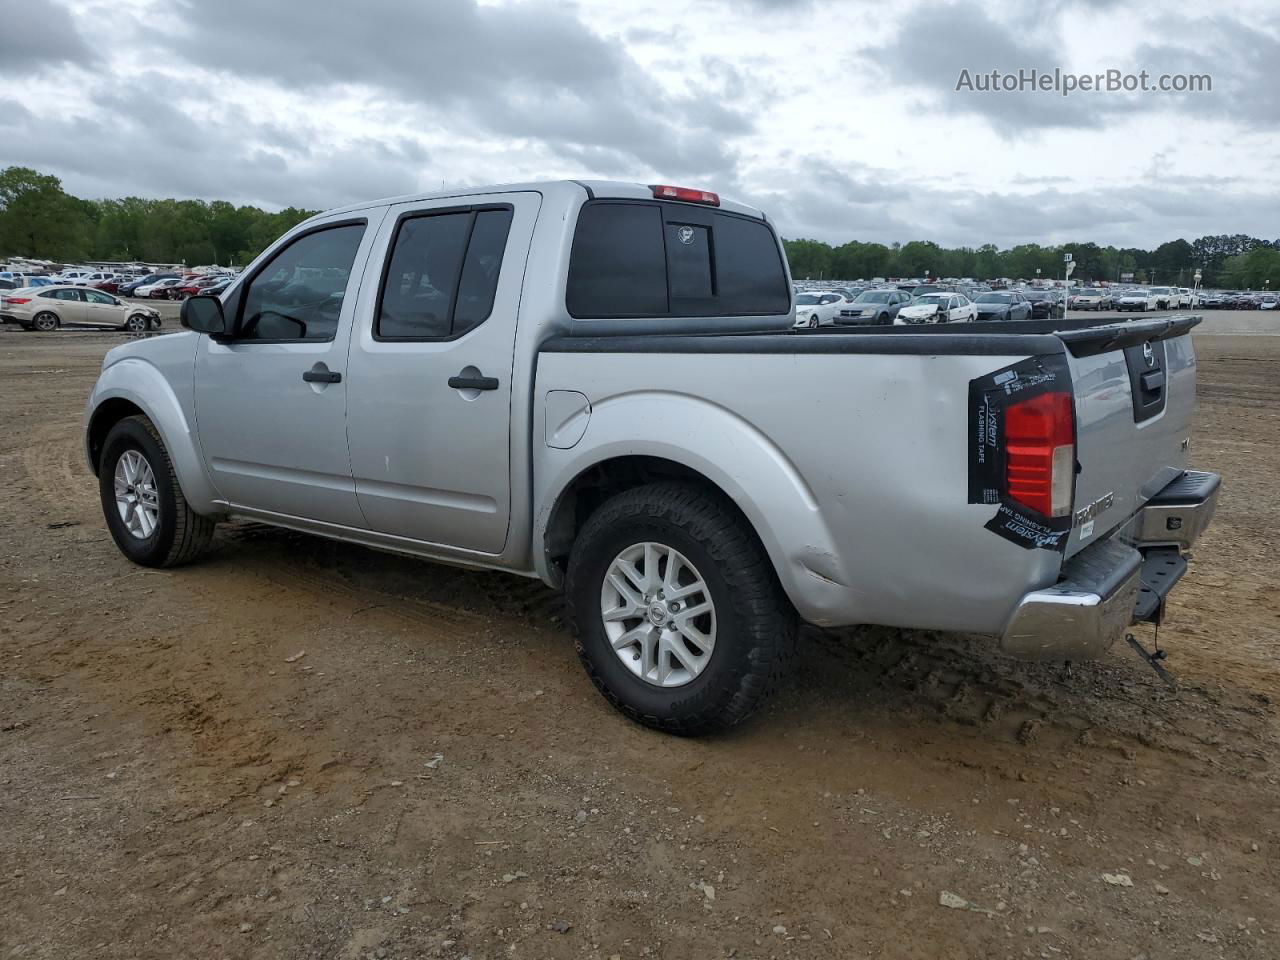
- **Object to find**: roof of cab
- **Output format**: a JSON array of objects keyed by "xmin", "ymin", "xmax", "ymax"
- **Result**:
[{"xmin": 308, "ymin": 179, "xmax": 766, "ymax": 225}]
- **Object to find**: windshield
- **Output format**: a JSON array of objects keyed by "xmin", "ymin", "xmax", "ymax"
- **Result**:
[
  {"xmin": 914, "ymin": 295, "xmax": 947, "ymax": 306},
  {"xmin": 855, "ymin": 291, "xmax": 893, "ymax": 303},
  {"xmin": 976, "ymin": 293, "xmax": 1012, "ymax": 303},
  {"xmin": 795, "ymin": 293, "xmax": 821, "ymax": 304}
]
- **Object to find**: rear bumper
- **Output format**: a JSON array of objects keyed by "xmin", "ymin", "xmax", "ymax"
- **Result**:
[{"xmin": 1000, "ymin": 469, "xmax": 1220, "ymax": 660}]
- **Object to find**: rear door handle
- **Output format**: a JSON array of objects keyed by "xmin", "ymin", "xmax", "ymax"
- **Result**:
[
  {"xmin": 448, "ymin": 374, "xmax": 500, "ymax": 391},
  {"xmin": 302, "ymin": 364, "xmax": 342, "ymax": 384}
]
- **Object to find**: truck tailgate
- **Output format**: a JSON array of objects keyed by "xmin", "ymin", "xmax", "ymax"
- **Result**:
[{"xmin": 1058, "ymin": 317, "xmax": 1199, "ymax": 557}]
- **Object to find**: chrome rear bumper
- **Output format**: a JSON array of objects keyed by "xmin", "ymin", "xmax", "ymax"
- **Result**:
[{"xmin": 1000, "ymin": 469, "xmax": 1220, "ymax": 661}]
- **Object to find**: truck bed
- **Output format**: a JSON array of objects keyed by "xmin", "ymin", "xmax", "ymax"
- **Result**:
[{"xmin": 536, "ymin": 315, "xmax": 1201, "ymax": 633}]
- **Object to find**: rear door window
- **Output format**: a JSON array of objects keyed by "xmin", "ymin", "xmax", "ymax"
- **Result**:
[
  {"xmin": 377, "ymin": 207, "xmax": 514, "ymax": 340},
  {"xmin": 567, "ymin": 200, "xmax": 789, "ymax": 319}
]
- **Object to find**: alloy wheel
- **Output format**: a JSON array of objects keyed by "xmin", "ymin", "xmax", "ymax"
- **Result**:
[
  {"xmin": 600, "ymin": 541, "xmax": 716, "ymax": 688},
  {"xmin": 113, "ymin": 450, "xmax": 160, "ymax": 539}
]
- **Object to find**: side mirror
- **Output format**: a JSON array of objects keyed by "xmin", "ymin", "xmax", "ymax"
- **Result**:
[{"xmin": 181, "ymin": 295, "xmax": 226, "ymax": 335}]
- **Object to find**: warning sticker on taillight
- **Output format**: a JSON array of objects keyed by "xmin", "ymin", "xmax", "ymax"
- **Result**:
[{"xmin": 968, "ymin": 354, "xmax": 1074, "ymax": 552}]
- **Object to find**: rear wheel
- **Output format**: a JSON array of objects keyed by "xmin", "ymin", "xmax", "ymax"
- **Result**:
[
  {"xmin": 33, "ymin": 311, "xmax": 58, "ymax": 332},
  {"xmin": 99, "ymin": 415, "xmax": 215, "ymax": 568},
  {"xmin": 566, "ymin": 482, "xmax": 796, "ymax": 735}
]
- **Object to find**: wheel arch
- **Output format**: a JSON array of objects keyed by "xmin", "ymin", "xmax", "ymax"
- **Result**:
[
  {"xmin": 535, "ymin": 425, "xmax": 849, "ymax": 625},
  {"xmin": 85, "ymin": 360, "xmax": 222, "ymax": 514}
]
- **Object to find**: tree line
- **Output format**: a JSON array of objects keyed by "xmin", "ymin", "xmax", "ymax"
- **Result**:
[
  {"xmin": 0, "ymin": 167, "xmax": 316, "ymax": 268},
  {"xmin": 3, "ymin": 165, "xmax": 1278, "ymax": 289},
  {"xmin": 783, "ymin": 234, "xmax": 1280, "ymax": 290}
]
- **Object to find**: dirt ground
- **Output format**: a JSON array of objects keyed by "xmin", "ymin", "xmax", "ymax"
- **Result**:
[{"xmin": 1, "ymin": 321, "xmax": 1277, "ymax": 960}]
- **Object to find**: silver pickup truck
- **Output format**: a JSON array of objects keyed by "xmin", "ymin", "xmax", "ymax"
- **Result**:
[{"xmin": 84, "ymin": 180, "xmax": 1220, "ymax": 734}]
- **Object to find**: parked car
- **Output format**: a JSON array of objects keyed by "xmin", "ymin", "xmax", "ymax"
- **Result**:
[
  {"xmin": 1199, "ymin": 292, "xmax": 1226, "ymax": 309},
  {"xmin": 894, "ymin": 292, "xmax": 976, "ymax": 324},
  {"xmin": 83, "ymin": 179, "xmax": 1219, "ymax": 735},
  {"xmin": 1, "ymin": 272, "xmax": 51, "ymax": 288},
  {"xmin": 973, "ymin": 291, "xmax": 1033, "ymax": 321},
  {"xmin": 136, "ymin": 278, "xmax": 185, "ymax": 299},
  {"xmin": 834, "ymin": 288, "xmax": 911, "ymax": 325},
  {"xmin": 1175, "ymin": 288, "xmax": 1198, "ymax": 308},
  {"xmin": 1116, "ymin": 289, "xmax": 1160, "ymax": 312},
  {"xmin": 1069, "ymin": 289, "xmax": 1113, "ymax": 311},
  {"xmin": 120, "ymin": 274, "xmax": 180, "ymax": 297},
  {"xmin": 1, "ymin": 285, "xmax": 162, "ymax": 332},
  {"xmin": 198, "ymin": 278, "xmax": 233, "ymax": 297},
  {"xmin": 1259, "ymin": 295, "xmax": 1279, "ymax": 311},
  {"xmin": 170, "ymin": 275, "xmax": 231, "ymax": 300},
  {"xmin": 1024, "ymin": 290, "xmax": 1066, "ymax": 320},
  {"xmin": 792, "ymin": 291, "xmax": 845, "ymax": 328},
  {"xmin": 67, "ymin": 271, "xmax": 121, "ymax": 287},
  {"xmin": 92, "ymin": 277, "xmax": 127, "ymax": 295}
]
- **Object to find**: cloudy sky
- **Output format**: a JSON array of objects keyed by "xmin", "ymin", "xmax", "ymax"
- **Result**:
[{"xmin": 2, "ymin": 0, "xmax": 1277, "ymax": 247}]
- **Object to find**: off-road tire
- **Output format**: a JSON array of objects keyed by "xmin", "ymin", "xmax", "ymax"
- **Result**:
[
  {"xmin": 99, "ymin": 415, "xmax": 215, "ymax": 567},
  {"xmin": 565, "ymin": 482, "xmax": 796, "ymax": 735}
]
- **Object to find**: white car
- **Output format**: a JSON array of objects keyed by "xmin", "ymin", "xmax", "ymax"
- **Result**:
[
  {"xmin": 792, "ymin": 291, "xmax": 846, "ymax": 328},
  {"xmin": 1115, "ymin": 289, "xmax": 1160, "ymax": 312},
  {"xmin": 1146, "ymin": 287, "xmax": 1179, "ymax": 310},
  {"xmin": 135, "ymin": 278, "xmax": 185, "ymax": 298},
  {"xmin": 895, "ymin": 292, "xmax": 977, "ymax": 325},
  {"xmin": 69, "ymin": 271, "xmax": 120, "ymax": 286},
  {"xmin": 0, "ymin": 285, "xmax": 161, "ymax": 332},
  {"xmin": 1177, "ymin": 288, "xmax": 1198, "ymax": 308}
]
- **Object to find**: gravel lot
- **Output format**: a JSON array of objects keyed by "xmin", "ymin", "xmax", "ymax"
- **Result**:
[{"xmin": 1, "ymin": 313, "xmax": 1277, "ymax": 959}]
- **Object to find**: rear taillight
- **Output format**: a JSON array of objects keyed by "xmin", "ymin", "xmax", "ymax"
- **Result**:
[
  {"xmin": 5, "ymin": 297, "xmax": 31, "ymax": 305},
  {"xmin": 1005, "ymin": 391, "xmax": 1074, "ymax": 517},
  {"xmin": 650, "ymin": 184, "xmax": 720, "ymax": 206}
]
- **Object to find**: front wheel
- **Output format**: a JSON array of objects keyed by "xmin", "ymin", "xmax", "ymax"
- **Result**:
[
  {"xmin": 99, "ymin": 415, "xmax": 215, "ymax": 568},
  {"xmin": 124, "ymin": 314, "xmax": 149, "ymax": 333},
  {"xmin": 566, "ymin": 482, "xmax": 796, "ymax": 735}
]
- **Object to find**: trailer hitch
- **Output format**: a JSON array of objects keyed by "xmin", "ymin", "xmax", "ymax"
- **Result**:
[{"xmin": 1125, "ymin": 631, "xmax": 1177, "ymax": 691}]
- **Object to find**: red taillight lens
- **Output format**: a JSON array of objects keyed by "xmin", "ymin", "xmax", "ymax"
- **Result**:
[
  {"xmin": 1005, "ymin": 391, "xmax": 1075, "ymax": 517},
  {"xmin": 650, "ymin": 184, "xmax": 720, "ymax": 206},
  {"xmin": 5, "ymin": 297, "xmax": 31, "ymax": 305}
]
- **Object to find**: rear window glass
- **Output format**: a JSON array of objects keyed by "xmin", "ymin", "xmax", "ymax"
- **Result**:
[
  {"xmin": 666, "ymin": 223, "xmax": 712, "ymax": 301},
  {"xmin": 566, "ymin": 204, "xmax": 667, "ymax": 318},
  {"xmin": 566, "ymin": 201, "xmax": 789, "ymax": 319}
]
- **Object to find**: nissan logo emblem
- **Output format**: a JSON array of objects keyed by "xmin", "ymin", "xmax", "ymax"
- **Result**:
[{"xmin": 1143, "ymin": 342, "xmax": 1155, "ymax": 367}]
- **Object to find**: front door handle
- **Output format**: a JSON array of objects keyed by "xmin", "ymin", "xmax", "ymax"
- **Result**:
[
  {"xmin": 303, "ymin": 364, "xmax": 342, "ymax": 384},
  {"xmin": 448, "ymin": 373, "xmax": 499, "ymax": 391}
]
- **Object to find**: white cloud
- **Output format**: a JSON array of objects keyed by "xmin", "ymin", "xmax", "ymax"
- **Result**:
[{"xmin": 3, "ymin": 0, "xmax": 1276, "ymax": 248}]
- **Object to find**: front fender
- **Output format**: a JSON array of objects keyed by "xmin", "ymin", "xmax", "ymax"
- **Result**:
[
  {"xmin": 85, "ymin": 357, "xmax": 222, "ymax": 514},
  {"xmin": 533, "ymin": 390, "xmax": 851, "ymax": 623}
]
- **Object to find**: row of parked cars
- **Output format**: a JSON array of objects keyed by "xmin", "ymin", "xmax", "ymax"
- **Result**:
[
  {"xmin": 0, "ymin": 268, "xmax": 235, "ymax": 300},
  {"xmin": 792, "ymin": 282, "xmax": 1065, "ymax": 328}
]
